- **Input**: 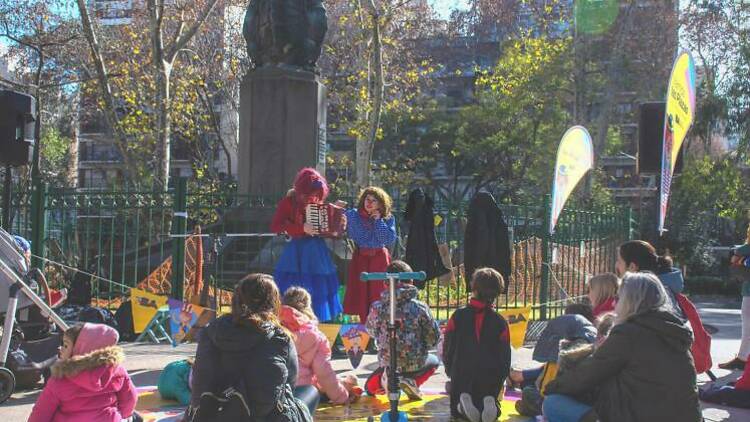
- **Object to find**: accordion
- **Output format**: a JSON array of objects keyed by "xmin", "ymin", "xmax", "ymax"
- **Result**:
[{"xmin": 305, "ymin": 203, "xmax": 345, "ymax": 237}]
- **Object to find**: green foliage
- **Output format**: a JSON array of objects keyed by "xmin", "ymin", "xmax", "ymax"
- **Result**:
[
  {"xmin": 684, "ymin": 276, "xmax": 740, "ymax": 297},
  {"xmin": 663, "ymin": 156, "xmax": 748, "ymax": 274},
  {"xmin": 728, "ymin": 41, "xmax": 750, "ymax": 164},
  {"xmin": 39, "ymin": 127, "xmax": 72, "ymax": 185},
  {"xmin": 377, "ymin": 36, "xmax": 581, "ymax": 204}
]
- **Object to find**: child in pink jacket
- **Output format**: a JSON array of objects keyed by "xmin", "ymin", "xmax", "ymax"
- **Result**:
[
  {"xmin": 28, "ymin": 322, "xmax": 138, "ymax": 422},
  {"xmin": 281, "ymin": 287, "xmax": 359, "ymax": 404}
]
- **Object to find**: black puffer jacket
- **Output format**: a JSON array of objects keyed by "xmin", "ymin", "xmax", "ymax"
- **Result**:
[
  {"xmin": 190, "ymin": 315, "xmax": 304, "ymax": 421},
  {"xmin": 545, "ymin": 310, "xmax": 701, "ymax": 422}
]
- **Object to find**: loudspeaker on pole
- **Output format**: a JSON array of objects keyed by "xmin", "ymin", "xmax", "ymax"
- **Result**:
[
  {"xmin": 637, "ymin": 102, "xmax": 684, "ymax": 175},
  {"xmin": 0, "ymin": 89, "xmax": 36, "ymax": 167}
]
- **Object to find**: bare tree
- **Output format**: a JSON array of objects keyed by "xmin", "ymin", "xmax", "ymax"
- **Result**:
[
  {"xmin": 76, "ymin": 0, "xmax": 221, "ymax": 189},
  {"xmin": 0, "ymin": 0, "xmax": 82, "ymax": 185}
]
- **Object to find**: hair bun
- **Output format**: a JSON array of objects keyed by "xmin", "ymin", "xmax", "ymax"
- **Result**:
[{"xmin": 656, "ymin": 255, "xmax": 673, "ymax": 272}]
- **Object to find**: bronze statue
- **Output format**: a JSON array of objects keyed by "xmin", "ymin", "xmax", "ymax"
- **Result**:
[{"xmin": 243, "ymin": 0, "xmax": 328, "ymax": 72}]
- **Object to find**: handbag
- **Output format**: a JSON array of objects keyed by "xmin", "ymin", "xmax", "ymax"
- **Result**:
[
  {"xmin": 187, "ymin": 382, "xmax": 312, "ymax": 422},
  {"xmin": 278, "ymin": 383, "xmax": 313, "ymax": 422},
  {"xmin": 187, "ymin": 381, "xmax": 253, "ymax": 422}
]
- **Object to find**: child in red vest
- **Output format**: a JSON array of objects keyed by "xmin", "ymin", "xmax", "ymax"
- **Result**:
[{"xmin": 443, "ymin": 268, "xmax": 511, "ymax": 422}]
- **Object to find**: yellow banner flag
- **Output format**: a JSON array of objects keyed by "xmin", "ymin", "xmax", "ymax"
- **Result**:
[
  {"xmin": 319, "ymin": 323, "xmax": 341, "ymax": 346},
  {"xmin": 499, "ymin": 307, "xmax": 532, "ymax": 349},
  {"xmin": 550, "ymin": 126, "xmax": 594, "ymax": 234},
  {"xmin": 131, "ymin": 288, "xmax": 168, "ymax": 333},
  {"xmin": 659, "ymin": 51, "xmax": 696, "ymax": 234}
]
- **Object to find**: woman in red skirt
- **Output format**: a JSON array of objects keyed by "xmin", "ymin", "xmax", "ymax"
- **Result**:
[{"xmin": 343, "ymin": 187, "xmax": 397, "ymax": 322}]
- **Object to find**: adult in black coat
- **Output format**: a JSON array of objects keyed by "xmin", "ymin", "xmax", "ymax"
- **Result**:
[
  {"xmin": 463, "ymin": 192, "xmax": 511, "ymax": 291},
  {"xmin": 404, "ymin": 188, "xmax": 449, "ymax": 289},
  {"xmin": 543, "ymin": 272, "xmax": 701, "ymax": 422},
  {"xmin": 189, "ymin": 274, "xmax": 315, "ymax": 421}
]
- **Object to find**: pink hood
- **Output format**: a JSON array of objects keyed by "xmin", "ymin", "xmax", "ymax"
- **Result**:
[
  {"xmin": 280, "ymin": 306, "xmax": 349, "ymax": 404},
  {"xmin": 27, "ymin": 324, "xmax": 137, "ymax": 422},
  {"xmin": 72, "ymin": 322, "xmax": 119, "ymax": 356}
]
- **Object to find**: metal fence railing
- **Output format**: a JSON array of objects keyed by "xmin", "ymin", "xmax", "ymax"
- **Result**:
[{"xmin": 3, "ymin": 181, "xmax": 634, "ymax": 321}]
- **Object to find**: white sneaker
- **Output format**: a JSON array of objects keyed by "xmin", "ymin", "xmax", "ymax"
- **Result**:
[
  {"xmin": 459, "ymin": 393, "xmax": 481, "ymax": 422},
  {"xmin": 481, "ymin": 396, "xmax": 499, "ymax": 422}
]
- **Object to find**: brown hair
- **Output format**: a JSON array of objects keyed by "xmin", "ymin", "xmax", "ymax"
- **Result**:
[
  {"xmin": 618, "ymin": 240, "xmax": 673, "ymax": 274},
  {"xmin": 588, "ymin": 273, "xmax": 619, "ymax": 308},
  {"xmin": 283, "ymin": 286, "xmax": 317, "ymax": 321},
  {"xmin": 357, "ymin": 186, "xmax": 393, "ymax": 218},
  {"xmin": 64, "ymin": 322, "xmax": 85, "ymax": 346},
  {"xmin": 386, "ymin": 260, "xmax": 414, "ymax": 284},
  {"xmin": 471, "ymin": 268, "xmax": 504, "ymax": 304},
  {"xmin": 232, "ymin": 273, "xmax": 285, "ymax": 333}
]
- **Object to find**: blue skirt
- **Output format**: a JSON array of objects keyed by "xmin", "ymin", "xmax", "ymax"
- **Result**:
[{"xmin": 274, "ymin": 237, "xmax": 342, "ymax": 321}]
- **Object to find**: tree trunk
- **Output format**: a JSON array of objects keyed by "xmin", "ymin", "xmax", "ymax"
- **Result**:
[
  {"xmin": 355, "ymin": 0, "xmax": 384, "ymax": 189},
  {"xmin": 75, "ymin": 0, "xmax": 132, "ymax": 178},
  {"xmin": 68, "ymin": 92, "xmax": 80, "ymax": 188},
  {"xmin": 366, "ymin": 4, "xmax": 384, "ymax": 186},
  {"xmin": 156, "ymin": 65, "xmax": 172, "ymax": 190}
]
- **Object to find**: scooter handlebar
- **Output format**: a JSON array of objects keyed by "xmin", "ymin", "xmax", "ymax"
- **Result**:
[{"xmin": 360, "ymin": 271, "xmax": 426, "ymax": 281}]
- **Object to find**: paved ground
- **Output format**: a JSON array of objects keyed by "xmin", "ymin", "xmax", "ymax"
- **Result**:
[{"xmin": 2, "ymin": 296, "xmax": 749, "ymax": 421}]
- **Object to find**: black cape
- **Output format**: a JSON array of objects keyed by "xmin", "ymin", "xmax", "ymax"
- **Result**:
[
  {"xmin": 463, "ymin": 192, "xmax": 511, "ymax": 291},
  {"xmin": 404, "ymin": 188, "xmax": 449, "ymax": 288}
]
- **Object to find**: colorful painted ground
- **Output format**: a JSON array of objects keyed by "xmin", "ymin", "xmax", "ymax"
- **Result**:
[{"xmin": 135, "ymin": 386, "xmax": 534, "ymax": 421}]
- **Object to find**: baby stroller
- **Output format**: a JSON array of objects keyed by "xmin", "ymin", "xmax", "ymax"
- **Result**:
[{"xmin": 0, "ymin": 227, "xmax": 68, "ymax": 403}]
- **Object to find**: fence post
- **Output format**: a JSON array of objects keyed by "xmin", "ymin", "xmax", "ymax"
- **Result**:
[
  {"xmin": 30, "ymin": 182, "xmax": 47, "ymax": 271},
  {"xmin": 540, "ymin": 195, "xmax": 551, "ymax": 320},
  {"xmin": 627, "ymin": 206, "xmax": 636, "ymax": 240},
  {"xmin": 171, "ymin": 177, "xmax": 188, "ymax": 301}
]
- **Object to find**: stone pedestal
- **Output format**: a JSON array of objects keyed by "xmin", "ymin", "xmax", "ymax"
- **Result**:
[{"xmin": 238, "ymin": 66, "xmax": 327, "ymax": 196}]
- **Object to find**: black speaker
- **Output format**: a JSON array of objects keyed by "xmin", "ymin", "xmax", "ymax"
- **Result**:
[
  {"xmin": 637, "ymin": 102, "xmax": 683, "ymax": 174},
  {"xmin": 0, "ymin": 89, "xmax": 36, "ymax": 167}
]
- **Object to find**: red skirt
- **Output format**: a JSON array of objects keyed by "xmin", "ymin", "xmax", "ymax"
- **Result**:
[{"xmin": 343, "ymin": 247, "xmax": 391, "ymax": 322}]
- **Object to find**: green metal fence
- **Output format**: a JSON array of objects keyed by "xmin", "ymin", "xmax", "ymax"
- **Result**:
[{"xmin": 4, "ymin": 181, "xmax": 634, "ymax": 321}]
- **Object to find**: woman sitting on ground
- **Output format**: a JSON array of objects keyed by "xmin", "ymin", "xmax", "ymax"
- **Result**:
[
  {"xmin": 187, "ymin": 273, "xmax": 315, "ymax": 421},
  {"xmin": 542, "ymin": 272, "xmax": 701, "ymax": 422},
  {"xmin": 615, "ymin": 240, "xmax": 684, "ymax": 319}
]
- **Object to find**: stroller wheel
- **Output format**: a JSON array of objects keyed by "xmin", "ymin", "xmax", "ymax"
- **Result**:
[{"xmin": 0, "ymin": 367, "xmax": 15, "ymax": 404}]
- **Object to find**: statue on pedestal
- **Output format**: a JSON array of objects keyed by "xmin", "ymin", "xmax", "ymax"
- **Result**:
[{"xmin": 243, "ymin": 0, "xmax": 328, "ymax": 72}]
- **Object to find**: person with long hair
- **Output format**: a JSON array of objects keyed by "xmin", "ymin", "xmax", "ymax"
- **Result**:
[
  {"xmin": 271, "ymin": 168, "xmax": 344, "ymax": 322},
  {"xmin": 188, "ymin": 274, "xmax": 316, "ymax": 421},
  {"xmin": 615, "ymin": 240, "xmax": 684, "ymax": 319},
  {"xmin": 280, "ymin": 287, "xmax": 359, "ymax": 404},
  {"xmin": 342, "ymin": 186, "xmax": 397, "ymax": 322},
  {"xmin": 587, "ymin": 273, "xmax": 619, "ymax": 318},
  {"xmin": 542, "ymin": 272, "xmax": 701, "ymax": 422}
]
